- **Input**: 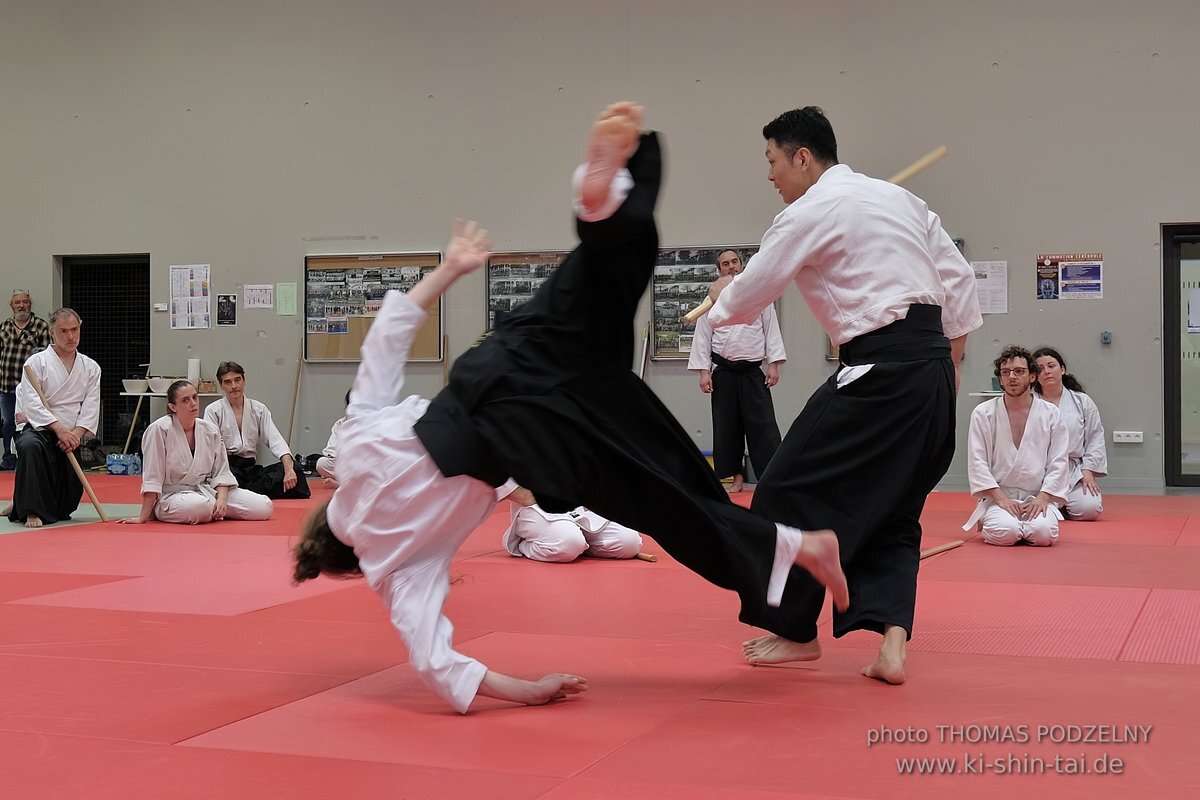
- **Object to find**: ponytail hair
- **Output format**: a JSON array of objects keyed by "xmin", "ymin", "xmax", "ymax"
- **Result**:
[
  {"xmin": 1031, "ymin": 346, "xmax": 1086, "ymax": 394},
  {"xmin": 293, "ymin": 500, "xmax": 361, "ymax": 583}
]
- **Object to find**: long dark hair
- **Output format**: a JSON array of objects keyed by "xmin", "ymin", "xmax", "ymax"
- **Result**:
[
  {"xmin": 1032, "ymin": 347, "xmax": 1085, "ymax": 393},
  {"xmin": 293, "ymin": 500, "xmax": 361, "ymax": 583}
]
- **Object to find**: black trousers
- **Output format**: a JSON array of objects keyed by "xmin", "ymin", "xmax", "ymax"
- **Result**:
[
  {"xmin": 7, "ymin": 427, "xmax": 83, "ymax": 524},
  {"xmin": 417, "ymin": 132, "xmax": 784, "ymax": 622},
  {"xmin": 746, "ymin": 305, "xmax": 957, "ymax": 643},
  {"xmin": 710, "ymin": 354, "xmax": 781, "ymax": 480},
  {"xmin": 228, "ymin": 454, "xmax": 311, "ymax": 500}
]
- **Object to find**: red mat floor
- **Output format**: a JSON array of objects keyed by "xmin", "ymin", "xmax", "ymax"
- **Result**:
[{"xmin": 1, "ymin": 474, "xmax": 1198, "ymax": 798}]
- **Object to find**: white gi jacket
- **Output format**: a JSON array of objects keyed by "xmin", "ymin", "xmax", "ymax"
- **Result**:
[
  {"xmin": 203, "ymin": 396, "xmax": 291, "ymax": 460},
  {"xmin": 15, "ymin": 346, "xmax": 101, "ymax": 434},
  {"xmin": 321, "ymin": 417, "xmax": 346, "ymax": 459},
  {"xmin": 687, "ymin": 305, "xmax": 786, "ymax": 371},
  {"xmin": 1049, "ymin": 388, "xmax": 1108, "ymax": 487},
  {"xmin": 328, "ymin": 291, "xmax": 495, "ymax": 713},
  {"xmin": 140, "ymin": 415, "xmax": 237, "ymax": 500},
  {"xmin": 708, "ymin": 164, "xmax": 982, "ymax": 345},
  {"xmin": 964, "ymin": 396, "xmax": 1071, "ymax": 529}
]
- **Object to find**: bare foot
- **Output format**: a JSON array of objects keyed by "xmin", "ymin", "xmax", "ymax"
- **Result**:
[
  {"xmin": 743, "ymin": 633, "xmax": 821, "ymax": 665},
  {"xmin": 727, "ymin": 474, "xmax": 745, "ymax": 494},
  {"xmin": 581, "ymin": 104, "xmax": 641, "ymax": 213},
  {"xmin": 321, "ymin": 477, "xmax": 339, "ymax": 489},
  {"xmin": 25, "ymin": 514, "xmax": 44, "ymax": 529},
  {"xmin": 793, "ymin": 529, "xmax": 850, "ymax": 612},
  {"xmin": 862, "ymin": 625, "xmax": 907, "ymax": 685},
  {"xmin": 1, "ymin": 502, "xmax": 11, "ymax": 516}
]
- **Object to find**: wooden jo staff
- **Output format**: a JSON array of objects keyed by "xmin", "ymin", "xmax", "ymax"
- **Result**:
[
  {"xmin": 22, "ymin": 364, "xmax": 108, "ymax": 522},
  {"xmin": 681, "ymin": 145, "xmax": 950, "ymax": 324}
]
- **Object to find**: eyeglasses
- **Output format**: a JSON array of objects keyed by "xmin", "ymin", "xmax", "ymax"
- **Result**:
[{"xmin": 999, "ymin": 368, "xmax": 1029, "ymax": 377}]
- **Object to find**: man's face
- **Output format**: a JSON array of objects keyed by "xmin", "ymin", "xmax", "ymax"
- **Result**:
[
  {"xmin": 50, "ymin": 315, "xmax": 81, "ymax": 354},
  {"xmin": 998, "ymin": 357, "xmax": 1034, "ymax": 398},
  {"xmin": 219, "ymin": 372, "xmax": 246, "ymax": 401},
  {"xmin": 10, "ymin": 293, "xmax": 31, "ymax": 322},
  {"xmin": 716, "ymin": 250, "xmax": 743, "ymax": 277},
  {"xmin": 765, "ymin": 139, "xmax": 815, "ymax": 204}
]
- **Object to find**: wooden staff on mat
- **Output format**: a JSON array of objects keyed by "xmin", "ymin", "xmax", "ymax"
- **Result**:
[
  {"xmin": 681, "ymin": 145, "xmax": 950, "ymax": 324},
  {"xmin": 919, "ymin": 539, "xmax": 964, "ymax": 560},
  {"xmin": 22, "ymin": 365, "xmax": 108, "ymax": 522}
]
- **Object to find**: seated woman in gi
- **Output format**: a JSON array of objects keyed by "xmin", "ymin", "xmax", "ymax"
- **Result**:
[
  {"xmin": 205, "ymin": 361, "xmax": 311, "ymax": 500},
  {"xmin": 1032, "ymin": 346, "xmax": 1107, "ymax": 520},
  {"xmin": 118, "ymin": 380, "xmax": 273, "ymax": 524}
]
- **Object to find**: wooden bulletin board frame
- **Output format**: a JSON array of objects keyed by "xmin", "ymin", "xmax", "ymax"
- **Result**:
[
  {"xmin": 485, "ymin": 250, "xmax": 569, "ymax": 331},
  {"xmin": 304, "ymin": 252, "xmax": 443, "ymax": 362},
  {"xmin": 651, "ymin": 245, "xmax": 760, "ymax": 360}
]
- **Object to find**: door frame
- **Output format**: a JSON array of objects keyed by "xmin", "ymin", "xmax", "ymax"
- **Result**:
[{"xmin": 1163, "ymin": 224, "xmax": 1200, "ymax": 486}]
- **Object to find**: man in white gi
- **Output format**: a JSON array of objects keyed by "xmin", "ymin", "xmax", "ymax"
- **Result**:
[
  {"xmin": 708, "ymin": 106, "xmax": 983, "ymax": 685},
  {"xmin": 204, "ymin": 363, "xmax": 311, "ymax": 499},
  {"xmin": 966, "ymin": 345, "xmax": 1070, "ymax": 545},
  {"xmin": 688, "ymin": 249, "xmax": 785, "ymax": 493},
  {"xmin": 1032, "ymin": 347, "xmax": 1106, "ymax": 520},
  {"xmin": 496, "ymin": 482, "xmax": 642, "ymax": 562},
  {"xmin": 3, "ymin": 308, "xmax": 101, "ymax": 528},
  {"xmin": 117, "ymin": 380, "xmax": 273, "ymax": 525}
]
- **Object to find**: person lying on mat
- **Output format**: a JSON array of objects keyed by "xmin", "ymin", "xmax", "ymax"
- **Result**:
[
  {"xmin": 117, "ymin": 380, "xmax": 273, "ymax": 525},
  {"xmin": 293, "ymin": 103, "xmax": 847, "ymax": 714}
]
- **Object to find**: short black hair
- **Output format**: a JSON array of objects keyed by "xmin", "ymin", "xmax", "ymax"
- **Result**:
[
  {"xmin": 762, "ymin": 106, "xmax": 839, "ymax": 165},
  {"xmin": 993, "ymin": 345, "xmax": 1036, "ymax": 377},
  {"xmin": 216, "ymin": 361, "xmax": 245, "ymax": 381}
]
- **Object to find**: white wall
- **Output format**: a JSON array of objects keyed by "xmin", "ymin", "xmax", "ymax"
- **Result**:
[{"xmin": 4, "ymin": 0, "xmax": 1198, "ymax": 489}]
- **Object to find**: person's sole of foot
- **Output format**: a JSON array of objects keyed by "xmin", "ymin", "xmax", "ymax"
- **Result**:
[
  {"xmin": 794, "ymin": 529, "xmax": 849, "ymax": 611},
  {"xmin": 862, "ymin": 653, "xmax": 906, "ymax": 684},
  {"xmin": 743, "ymin": 634, "xmax": 821, "ymax": 665},
  {"xmin": 581, "ymin": 107, "xmax": 640, "ymax": 214}
]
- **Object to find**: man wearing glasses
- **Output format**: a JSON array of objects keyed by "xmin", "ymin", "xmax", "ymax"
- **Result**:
[{"xmin": 964, "ymin": 345, "xmax": 1070, "ymax": 546}]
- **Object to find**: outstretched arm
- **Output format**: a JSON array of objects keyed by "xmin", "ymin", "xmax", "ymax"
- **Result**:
[
  {"xmin": 407, "ymin": 220, "xmax": 492, "ymax": 311},
  {"xmin": 477, "ymin": 671, "xmax": 588, "ymax": 707}
]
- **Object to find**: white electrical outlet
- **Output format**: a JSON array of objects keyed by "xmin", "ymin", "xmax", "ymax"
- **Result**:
[{"xmin": 1112, "ymin": 431, "xmax": 1144, "ymax": 443}]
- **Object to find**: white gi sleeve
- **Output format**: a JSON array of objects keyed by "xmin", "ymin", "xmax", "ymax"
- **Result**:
[
  {"xmin": 926, "ymin": 210, "xmax": 983, "ymax": 340},
  {"xmin": 687, "ymin": 313, "xmax": 714, "ymax": 371},
  {"xmin": 1078, "ymin": 393, "xmax": 1108, "ymax": 476},
  {"xmin": 966, "ymin": 404, "xmax": 1000, "ymax": 495},
  {"xmin": 761, "ymin": 304, "xmax": 787, "ymax": 364}
]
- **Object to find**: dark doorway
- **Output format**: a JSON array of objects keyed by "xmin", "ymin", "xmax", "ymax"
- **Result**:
[
  {"xmin": 61, "ymin": 254, "xmax": 151, "ymax": 459},
  {"xmin": 1162, "ymin": 225, "xmax": 1200, "ymax": 486}
]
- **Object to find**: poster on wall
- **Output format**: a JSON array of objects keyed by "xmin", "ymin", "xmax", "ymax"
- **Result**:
[
  {"xmin": 651, "ymin": 245, "xmax": 759, "ymax": 360},
  {"xmin": 216, "ymin": 293, "xmax": 237, "ymax": 327},
  {"xmin": 1035, "ymin": 253, "xmax": 1103, "ymax": 300},
  {"xmin": 971, "ymin": 260, "xmax": 1008, "ymax": 314},
  {"xmin": 169, "ymin": 264, "xmax": 211, "ymax": 330},
  {"xmin": 485, "ymin": 251, "xmax": 568, "ymax": 330}
]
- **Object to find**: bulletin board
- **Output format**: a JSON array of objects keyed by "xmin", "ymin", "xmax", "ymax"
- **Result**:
[
  {"xmin": 651, "ymin": 245, "xmax": 760, "ymax": 360},
  {"xmin": 485, "ymin": 251, "xmax": 569, "ymax": 330},
  {"xmin": 304, "ymin": 252, "xmax": 443, "ymax": 362}
]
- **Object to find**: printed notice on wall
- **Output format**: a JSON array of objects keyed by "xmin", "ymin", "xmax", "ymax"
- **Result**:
[
  {"xmin": 971, "ymin": 261, "xmax": 1008, "ymax": 314},
  {"xmin": 244, "ymin": 284, "xmax": 274, "ymax": 309},
  {"xmin": 169, "ymin": 264, "xmax": 211, "ymax": 330},
  {"xmin": 1036, "ymin": 253, "xmax": 1103, "ymax": 300}
]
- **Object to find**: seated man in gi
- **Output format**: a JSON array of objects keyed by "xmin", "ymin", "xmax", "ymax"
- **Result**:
[
  {"xmin": 315, "ymin": 390, "xmax": 350, "ymax": 488},
  {"xmin": 965, "ymin": 345, "xmax": 1070, "ymax": 546},
  {"xmin": 496, "ymin": 481, "xmax": 642, "ymax": 563},
  {"xmin": 204, "ymin": 361, "xmax": 311, "ymax": 500},
  {"xmin": 3, "ymin": 308, "xmax": 101, "ymax": 528}
]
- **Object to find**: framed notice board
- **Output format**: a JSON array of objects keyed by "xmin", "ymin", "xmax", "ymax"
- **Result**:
[
  {"xmin": 485, "ymin": 250, "xmax": 569, "ymax": 330},
  {"xmin": 651, "ymin": 245, "xmax": 759, "ymax": 360},
  {"xmin": 304, "ymin": 252, "xmax": 443, "ymax": 362}
]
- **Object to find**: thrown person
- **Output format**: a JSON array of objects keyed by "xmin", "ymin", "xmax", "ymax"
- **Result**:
[
  {"xmin": 293, "ymin": 103, "xmax": 847, "ymax": 713},
  {"xmin": 117, "ymin": 380, "xmax": 273, "ymax": 525},
  {"xmin": 204, "ymin": 361, "xmax": 311, "ymax": 499},
  {"xmin": 1032, "ymin": 346, "xmax": 1106, "ymax": 520},
  {"xmin": 496, "ymin": 481, "xmax": 642, "ymax": 563},
  {"xmin": 3, "ymin": 308, "xmax": 100, "ymax": 528},
  {"xmin": 965, "ymin": 346, "xmax": 1070, "ymax": 546}
]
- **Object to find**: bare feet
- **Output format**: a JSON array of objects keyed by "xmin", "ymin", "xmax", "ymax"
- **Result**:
[
  {"xmin": 727, "ymin": 474, "xmax": 745, "ymax": 494},
  {"xmin": 25, "ymin": 514, "xmax": 43, "ymax": 529},
  {"xmin": 1, "ymin": 502, "xmax": 11, "ymax": 516},
  {"xmin": 793, "ymin": 529, "xmax": 850, "ymax": 612},
  {"xmin": 477, "ymin": 670, "xmax": 589, "ymax": 707},
  {"xmin": 581, "ymin": 103, "xmax": 642, "ymax": 214},
  {"xmin": 743, "ymin": 633, "xmax": 821, "ymax": 665},
  {"xmin": 862, "ymin": 625, "xmax": 907, "ymax": 685}
]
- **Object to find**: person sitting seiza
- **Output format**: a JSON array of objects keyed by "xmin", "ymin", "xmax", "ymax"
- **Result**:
[{"xmin": 495, "ymin": 481, "xmax": 642, "ymax": 563}]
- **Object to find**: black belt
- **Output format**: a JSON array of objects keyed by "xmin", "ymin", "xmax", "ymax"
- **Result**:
[
  {"xmin": 838, "ymin": 304, "xmax": 950, "ymax": 366},
  {"xmin": 710, "ymin": 353, "xmax": 763, "ymax": 373}
]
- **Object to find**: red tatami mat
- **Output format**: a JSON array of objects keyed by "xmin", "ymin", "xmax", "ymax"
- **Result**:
[{"xmin": 1, "ymin": 489, "xmax": 1199, "ymax": 798}]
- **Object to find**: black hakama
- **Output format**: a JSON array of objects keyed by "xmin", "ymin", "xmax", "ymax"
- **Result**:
[
  {"xmin": 227, "ymin": 454, "xmax": 311, "ymax": 500},
  {"xmin": 7, "ymin": 427, "xmax": 83, "ymax": 524},
  {"xmin": 709, "ymin": 353, "xmax": 781, "ymax": 480}
]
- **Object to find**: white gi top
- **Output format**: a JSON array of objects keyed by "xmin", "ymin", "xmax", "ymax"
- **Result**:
[
  {"xmin": 1046, "ymin": 388, "xmax": 1108, "ymax": 483},
  {"xmin": 204, "ymin": 396, "xmax": 291, "ymax": 460},
  {"xmin": 687, "ymin": 305, "xmax": 786, "ymax": 372},
  {"xmin": 140, "ymin": 415, "xmax": 238, "ymax": 496},
  {"xmin": 321, "ymin": 416, "xmax": 346, "ymax": 458},
  {"xmin": 328, "ymin": 290, "xmax": 496, "ymax": 714},
  {"xmin": 15, "ymin": 346, "xmax": 101, "ymax": 434},
  {"xmin": 708, "ymin": 164, "xmax": 982, "ymax": 345},
  {"xmin": 967, "ymin": 396, "xmax": 1071, "ymax": 501}
]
